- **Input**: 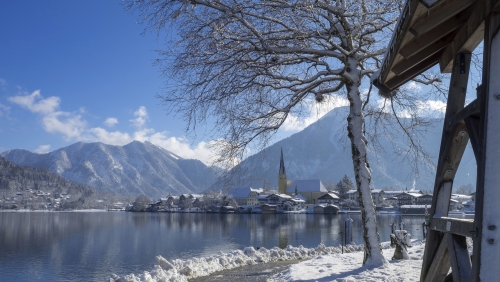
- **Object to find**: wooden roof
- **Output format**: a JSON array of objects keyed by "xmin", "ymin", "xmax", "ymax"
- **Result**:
[{"xmin": 374, "ymin": 0, "xmax": 500, "ymax": 94}]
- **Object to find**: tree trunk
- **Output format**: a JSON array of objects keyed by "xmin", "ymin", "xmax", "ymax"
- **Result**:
[{"xmin": 346, "ymin": 68, "xmax": 386, "ymax": 267}]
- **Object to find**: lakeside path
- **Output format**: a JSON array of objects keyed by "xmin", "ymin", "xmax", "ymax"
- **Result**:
[
  {"xmin": 189, "ymin": 260, "xmax": 303, "ymax": 282},
  {"xmin": 190, "ymin": 242, "xmax": 425, "ymax": 282}
]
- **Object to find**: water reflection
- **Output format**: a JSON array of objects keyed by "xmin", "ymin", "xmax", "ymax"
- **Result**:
[{"xmin": 0, "ymin": 212, "xmax": 434, "ymax": 281}]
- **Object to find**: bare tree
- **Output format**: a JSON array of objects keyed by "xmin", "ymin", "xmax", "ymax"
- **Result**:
[{"xmin": 125, "ymin": 0, "xmax": 442, "ymax": 266}]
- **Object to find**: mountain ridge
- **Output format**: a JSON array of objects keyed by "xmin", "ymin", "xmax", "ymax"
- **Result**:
[{"xmin": 1, "ymin": 141, "xmax": 218, "ymax": 198}]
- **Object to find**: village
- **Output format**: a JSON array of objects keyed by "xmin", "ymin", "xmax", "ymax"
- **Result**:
[{"xmin": 123, "ymin": 150, "xmax": 476, "ymax": 216}]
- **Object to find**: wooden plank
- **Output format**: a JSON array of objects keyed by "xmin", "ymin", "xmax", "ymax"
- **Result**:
[
  {"xmin": 424, "ymin": 234, "xmax": 450, "ymax": 282},
  {"xmin": 445, "ymin": 98, "xmax": 480, "ymax": 131},
  {"xmin": 473, "ymin": 11, "xmax": 500, "ymax": 282},
  {"xmin": 384, "ymin": 51, "xmax": 442, "ymax": 90},
  {"xmin": 394, "ymin": 33, "xmax": 455, "ymax": 76},
  {"xmin": 420, "ymin": 52, "xmax": 471, "ymax": 282},
  {"xmin": 464, "ymin": 116, "xmax": 482, "ymax": 160},
  {"xmin": 409, "ymin": 0, "xmax": 476, "ymax": 36},
  {"xmin": 434, "ymin": 181, "xmax": 453, "ymax": 217},
  {"xmin": 439, "ymin": 0, "xmax": 500, "ymax": 72},
  {"xmin": 376, "ymin": 0, "xmax": 422, "ymax": 92},
  {"xmin": 447, "ymin": 233, "xmax": 472, "ymax": 282},
  {"xmin": 430, "ymin": 217, "xmax": 475, "ymax": 237},
  {"xmin": 401, "ymin": 9, "xmax": 471, "ymax": 58}
]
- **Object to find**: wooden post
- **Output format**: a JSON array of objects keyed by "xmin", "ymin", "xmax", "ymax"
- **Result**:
[
  {"xmin": 472, "ymin": 11, "xmax": 500, "ymax": 282},
  {"xmin": 420, "ymin": 52, "xmax": 471, "ymax": 282}
]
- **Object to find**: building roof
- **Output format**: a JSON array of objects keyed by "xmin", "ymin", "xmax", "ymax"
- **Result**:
[
  {"xmin": 397, "ymin": 192, "xmax": 422, "ymax": 198},
  {"xmin": 229, "ymin": 187, "xmax": 263, "ymax": 198},
  {"xmin": 267, "ymin": 193, "xmax": 292, "ymax": 199},
  {"xmin": 286, "ymin": 179, "xmax": 328, "ymax": 193},
  {"xmin": 374, "ymin": 0, "xmax": 491, "ymax": 94},
  {"xmin": 318, "ymin": 192, "xmax": 340, "ymax": 200},
  {"xmin": 346, "ymin": 190, "xmax": 358, "ymax": 194}
]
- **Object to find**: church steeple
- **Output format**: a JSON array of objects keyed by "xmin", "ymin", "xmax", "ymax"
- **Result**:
[{"xmin": 278, "ymin": 147, "xmax": 287, "ymax": 194}]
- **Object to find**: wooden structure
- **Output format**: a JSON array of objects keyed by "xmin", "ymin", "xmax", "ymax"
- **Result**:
[{"xmin": 374, "ymin": 0, "xmax": 500, "ymax": 281}]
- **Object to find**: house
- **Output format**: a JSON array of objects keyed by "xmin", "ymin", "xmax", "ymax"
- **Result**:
[
  {"xmin": 228, "ymin": 187, "xmax": 264, "ymax": 206},
  {"xmin": 285, "ymin": 179, "xmax": 328, "ymax": 204},
  {"xmin": 416, "ymin": 194, "xmax": 433, "ymax": 205},
  {"xmin": 395, "ymin": 192, "xmax": 422, "ymax": 206},
  {"xmin": 317, "ymin": 192, "xmax": 340, "ymax": 205},
  {"xmin": 283, "ymin": 198, "xmax": 306, "ymax": 211},
  {"xmin": 266, "ymin": 194, "xmax": 292, "ymax": 207},
  {"xmin": 385, "ymin": 196, "xmax": 399, "ymax": 207},
  {"xmin": 346, "ymin": 190, "xmax": 358, "ymax": 202},
  {"xmin": 371, "ymin": 189, "xmax": 385, "ymax": 206}
]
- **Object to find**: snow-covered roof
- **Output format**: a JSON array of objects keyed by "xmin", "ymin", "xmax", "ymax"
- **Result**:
[
  {"xmin": 346, "ymin": 190, "xmax": 358, "ymax": 194},
  {"xmin": 396, "ymin": 192, "xmax": 422, "ymax": 198},
  {"xmin": 267, "ymin": 193, "xmax": 292, "ymax": 199},
  {"xmin": 191, "ymin": 194, "xmax": 203, "ymax": 199},
  {"xmin": 318, "ymin": 192, "xmax": 340, "ymax": 200},
  {"xmin": 371, "ymin": 189, "xmax": 383, "ymax": 194},
  {"xmin": 295, "ymin": 194, "xmax": 308, "ymax": 201},
  {"xmin": 286, "ymin": 179, "xmax": 327, "ymax": 193},
  {"xmin": 229, "ymin": 187, "xmax": 263, "ymax": 198},
  {"xmin": 383, "ymin": 191, "xmax": 405, "ymax": 196},
  {"xmin": 287, "ymin": 198, "xmax": 305, "ymax": 203}
]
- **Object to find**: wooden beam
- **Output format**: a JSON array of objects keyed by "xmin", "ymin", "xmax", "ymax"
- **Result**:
[
  {"xmin": 424, "ymin": 234, "xmax": 450, "ymax": 282},
  {"xmin": 420, "ymin": 52, "xmax": 471, "ymax": 282},
  {"xmin": 410, "ymin": 0, "xmax": 476, "ymax": 36},
  {"xmin": 385, "ymin": 51, "xmax": 442, "ymax": 90},
  {"xmin": 439, "ymin": 0, "xmax": 500, "ymax": 72},
  {"xmin": 445, "ymin": 98, "xmax": 480, "ymax": 132},
  {"xmin": 473, "ymin": 11, "xmax": 500, "ymax": 282},
  {"xmin": 464, "ymin": 116, "xmax": 481, "ymax": 160},
  {"xmin": 430, "ymin": 217, "xmax": 475, "ymax": 237},
  {"xmin": 394, "ymin": 34, "xmax": 454, "ymax": 76},
  {"xmin": 375, "ymin": 0, "xmax": 422, "ymax": 92},
  {"xmin": 447, "ymin": 233, "xmax": 472, "ymax": 282},
  {"xmin": 401, "ymin": 9, "xmax": 471, "ymax": 58}
]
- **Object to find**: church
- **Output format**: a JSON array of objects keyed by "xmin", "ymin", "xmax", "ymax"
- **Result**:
[{"xmin": 278, "ymin": 148, "xmax": 328, "ymax": 204}]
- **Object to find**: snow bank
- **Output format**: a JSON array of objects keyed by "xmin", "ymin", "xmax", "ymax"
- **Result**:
[
  {"xmin": 111, "ymin": 242, "xmax": 393, "ymax": 282},
  {"xmin": 271, "ymin": 240, "xmax": 426, "ymax": 282}
]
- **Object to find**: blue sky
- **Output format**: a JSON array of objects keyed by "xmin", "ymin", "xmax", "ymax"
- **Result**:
[
  {"xmin": 2, "ymin": 1, "xmax": 477, "ymax": 166},
  {"xmin": 0, "ymin": 1, "xmax": 348, "ymax": 164},
  {"xmin": 0, "ymin": 1, "xmax": 220, "ymax": 163}
]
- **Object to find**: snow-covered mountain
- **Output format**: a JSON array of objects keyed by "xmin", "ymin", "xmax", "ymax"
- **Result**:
[
  {"xmin": 1, "ymin": 141, "xmax": 218, "ymax": 198},
  {"xmin": 221, "ymin": 106, "xmax": 477, "ymax": 191}
]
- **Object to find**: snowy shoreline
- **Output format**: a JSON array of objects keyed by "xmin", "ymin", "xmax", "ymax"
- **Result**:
[
  {"xmin": 0, "ymin": 209, "xmax": 108, "ymax": 212},
  {"xmin": 110, "ymin": 241, "xmax": 424, "ymax": 282}
]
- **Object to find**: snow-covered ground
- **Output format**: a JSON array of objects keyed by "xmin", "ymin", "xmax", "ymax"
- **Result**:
[
  {"xmin": 270, "ymin": 241, "xmax": 424, "ymax": 282},
  {"xmin": 111, "ymin": 241, "xmax": 425, "ymax": 282}
]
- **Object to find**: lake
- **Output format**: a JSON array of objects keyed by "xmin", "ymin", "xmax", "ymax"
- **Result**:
[{"xmin": 0, "ymin": 211, "xmax": 429, "ymax": 281}]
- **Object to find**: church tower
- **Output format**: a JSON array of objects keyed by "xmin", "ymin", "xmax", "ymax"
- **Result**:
[{"xmin": 278, "ymin": 148, "xmax": 287, "ymax": 194}]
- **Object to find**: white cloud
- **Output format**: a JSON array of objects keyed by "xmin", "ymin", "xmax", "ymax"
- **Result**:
[
  {"xmin": 9, "ymin": 90, "xmax": 217, "ymax": 165},
  {"xmin": 417, "ymin": 100, "xmax": 446, "ymax": 114},
  {"xmin": 8, "ymin": 90, "xmax": 87, "ymax": 140},
  {"xmin": 130, "ymin": 106, "xmax": 148, "ymax": 128},
  {"xmin": 0, "ymin": 78, "xmax": 6, "ymax": 89},
  {"xmin": 405, "ymin": 81, "xmax": 422, "ymax": 91},
  {"xmin": 282, "ymin": 95, "xmax": 349, "ymax": 132},
  {"xmin": 104, "ymin": 117, "xmax": 118, "ymax": 127},
  {"xmin": 34, "ymin": 144, "xmax": 51, "ymax": 154}
]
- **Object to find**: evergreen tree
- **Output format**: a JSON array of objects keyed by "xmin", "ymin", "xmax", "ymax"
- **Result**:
[{"xmin": 336, "ymin": 174, "xmax": 354, "ymax": 200}]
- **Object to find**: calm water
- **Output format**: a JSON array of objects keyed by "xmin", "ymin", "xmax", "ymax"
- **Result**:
[{"xmin": 0, "ymin": 211, "xmax": 428, "ymax": 281}]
